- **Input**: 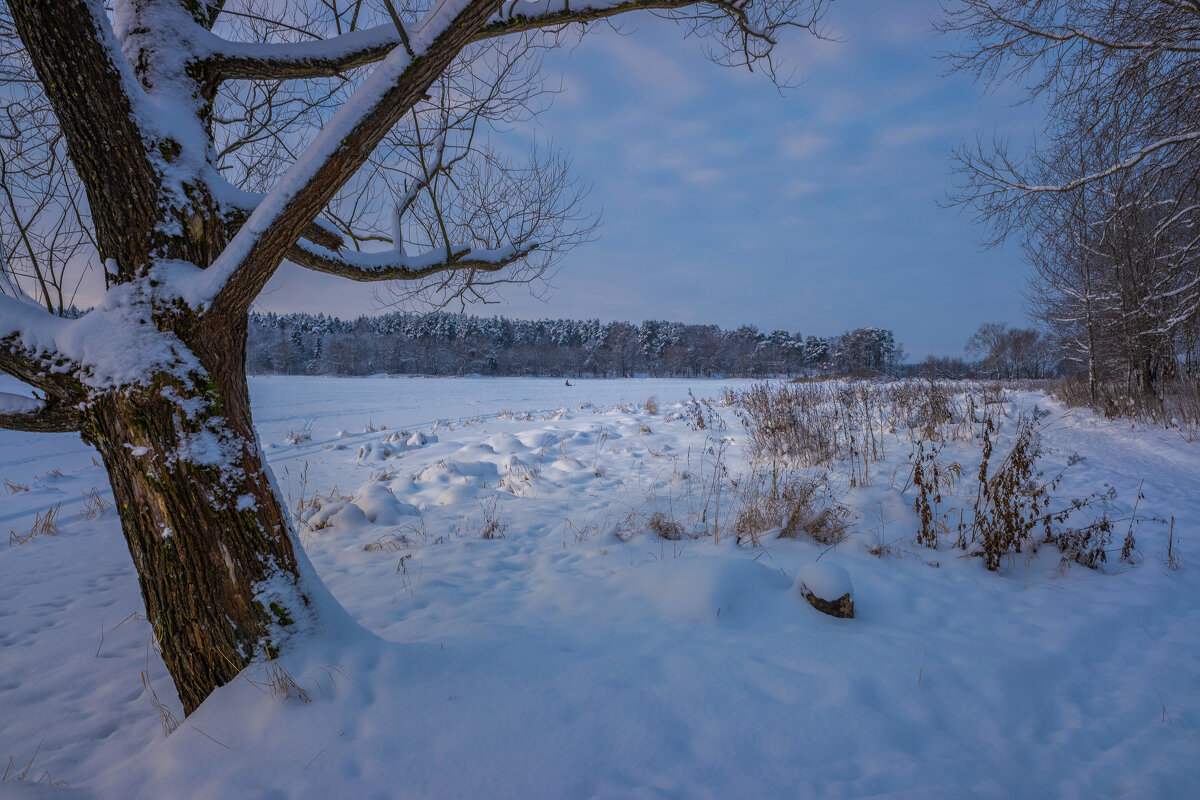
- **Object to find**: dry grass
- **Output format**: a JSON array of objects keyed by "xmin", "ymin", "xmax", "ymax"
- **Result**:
[
  {"xmin": 1161, "ymin": 517, "xmax": 1181, "ymax": 570},
  {"xmin": 284, "ymin": 429, "xmax": 312, "ymax": 445},
  {"xmin": 2, "ymin": 741, "xmax": 69, "ymax": 787},
  {"xmin": 247, "ymin": 662, "xmax": 312, "ymax": 705},
  {"xmin": 9, "ymin": 503, "xmax": 62, "ymax": 547},
  {"xmin": 1053, "ymin": 376, "xmax": 1200, "ymax": 440},
  {"xmin": 78, "ymin": 487, "xmax": 111, "ymax": 521},
  {"xmin": 647, "ymin": 511, "xmax": 685, "ymax": 541},
  {"xmin": 363, "ymin": 535, "xmax": 407, "ymax": 552},
  {"xmin": 3, "ymin": 478, "xmax": 29, "ymax": 494},
  {"xmin": 732, "ymin": 470, "xmax": 849, "ymax": 547},
  {"xmin": 612, "ymin": 511, "xmax": 640, "ymax": 543},
  {"xmin": 564, "ymin": 519, "xmax": 598, "ymax": 544},
  {"xmin": 719, "ymin": 379, "xmax": 1159, "ymax": 573},
  {"xmin": 909, "ymin": 442, "xmax": 966, "ymax": 549},
  {"xmin": 727, "ymin": 380, "xmax": 991, "ymax": 480},
  {"xmin": 142, "ymin": 670, "xmax": 180, "ymax": 737},
  {"xmin": 477, "ymin": 496, "xmax": 507, "ymax": 540}
]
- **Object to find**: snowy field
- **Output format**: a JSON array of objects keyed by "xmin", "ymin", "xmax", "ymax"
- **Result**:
[{"xmin": 1, "ymin": 375, "xmax": 1198, "ymax": 798}]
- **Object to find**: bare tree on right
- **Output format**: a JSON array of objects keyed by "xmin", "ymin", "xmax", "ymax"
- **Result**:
[{"xmin": 942, "ymin": 0, "xmax": 1200, "ymax": 393}]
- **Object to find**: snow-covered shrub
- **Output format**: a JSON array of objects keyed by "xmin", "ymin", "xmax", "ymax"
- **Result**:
[
  {"xmin": 356, "ymin": 442, "xmax": 395, "ymax": 462},
  {"xmin": 729, "ymin": 381, "xmax": 886, "ymax": 469},
  {"xmin": 685, "ymin": 390, "xmax": 709, "ymax": 431},
  {"xmin": 878, "ymin": 379, "xmax": 981, "ymax": 444},
  {"xmin": 955, "ymin": 413, "xmax": 1113, "ymax": 571},
  {"xmin": 965, "ymin": 416, "xmax": 1049, "ymax": 570}
]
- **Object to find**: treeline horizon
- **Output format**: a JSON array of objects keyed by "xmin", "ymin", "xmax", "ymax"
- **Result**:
[{"xmin": 247, "ymin": 311, "xmax": 906, "ymax": 378}]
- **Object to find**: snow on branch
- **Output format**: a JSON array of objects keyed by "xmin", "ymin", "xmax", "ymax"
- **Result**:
[
  {"xmin": 0, "ymin": 294, "xmax": 84, "ymax": 401},
  {"xmin": 963, "ymin": 130, "xmax": 1200, "ymax": 197},
  {"xmin": 0, "ymin": 392, "xmax": 82, "ymax": 433},
  {"xmin": 201, "ymin": 0, "xmax": 810, "ymax": 83},
  {"xmin": 0, "ymin": 283, "xmax": 202, "ymax": 399},
  {"xmin": 287, "ymin": 237, "xmax": 536, "ymax": 281},
  {"xmin": 206, "ymin": 24, "xmax": 404, "ymax": 81},
  {"xmin": 8, "ymin": 0, "xmax": 162, "ymax": 261}
]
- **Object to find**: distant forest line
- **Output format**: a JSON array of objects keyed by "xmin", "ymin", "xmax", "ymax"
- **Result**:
[{"xmin": 247, "ymin": 312, "xmax": 904, "ymax": 378}]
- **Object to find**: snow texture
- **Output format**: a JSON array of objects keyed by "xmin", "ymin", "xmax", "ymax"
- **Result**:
[{"xmin": 1, "ymin": 375, "xmax": 1198, "ymax": 798}]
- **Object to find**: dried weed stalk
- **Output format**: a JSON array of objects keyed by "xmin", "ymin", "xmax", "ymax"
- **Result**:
[{"xmin": 9, "ymin": 503, "xmax": 62, "ymax": 546}]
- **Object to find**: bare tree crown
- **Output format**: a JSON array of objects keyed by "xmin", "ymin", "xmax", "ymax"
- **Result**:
[
  {"xmin": 0, "ymin": 0, "xmax": 829, "ymax": 324},
  {"xmin": 941, "ymin": 0, "xmax": 1199, "ymax": 388}
]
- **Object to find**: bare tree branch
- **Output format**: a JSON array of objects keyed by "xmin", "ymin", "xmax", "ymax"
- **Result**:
[
  {"xmin": 203, "ymin": 0, "xmax": 825, "ymax": 83},
  {"xmin": 200, "ymin": 0, "xmax": 511, "ymax": 320},
  {"xmin": 208, "ymin": 24, "xmax": 402, "ymax": 81}
]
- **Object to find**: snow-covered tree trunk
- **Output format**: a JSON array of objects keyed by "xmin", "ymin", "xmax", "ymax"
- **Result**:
[
  {"xmin": 3, "ymin": 296, "xmax": 308, "ymax": 716},
  {"xmin": 0, "ymin": 0, "xmax": 293, "ymax": 712},
  {"xmin": 85, "ymin": 325, "xmax": 304, "ymax": 713}
]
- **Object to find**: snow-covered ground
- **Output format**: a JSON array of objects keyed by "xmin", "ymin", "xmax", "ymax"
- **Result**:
[{"xmin": 1, "ymin": 376, "xmax": 1197, "ymax": 798}]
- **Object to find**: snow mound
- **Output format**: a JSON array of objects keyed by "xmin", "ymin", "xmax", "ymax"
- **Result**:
[
  {"xmin": 306, "ymin": 500, "xmax": 368, "ymax": 530},
  {"xmin": 407, "ymin": 431, "xmax": 436, "ymax": 447},
  {"xmin": 352, "ymin": 483, "xmax": 419, "ymax": 525},
  {"xmin": 605, "ymin": 555, "xmax": 792, "ymax": 627},
  {"xmin": 436, "ymin": 483, "xmax": 486, "ymax": 506},
  {"xmin": 356, "ymin": 441, "xmax": 395, "ymax": 462},
  {"xmin": 483, "ymin": 432, "xmax": 527, "ymax": 454}
]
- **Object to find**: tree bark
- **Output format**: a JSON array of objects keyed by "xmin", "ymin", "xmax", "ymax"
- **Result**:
[
  {"xmin": 7, "ymin": 0, "xmax": 164, "ymax": 275},
  {"xmin": 81, "ymin": 317, "xmax": 305, "ymax": 714}
]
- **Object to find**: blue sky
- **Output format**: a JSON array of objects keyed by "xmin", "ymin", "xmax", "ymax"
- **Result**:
[{"xmin": 258, "ymin": 0, "xmax": 1043, "ymax": 359}]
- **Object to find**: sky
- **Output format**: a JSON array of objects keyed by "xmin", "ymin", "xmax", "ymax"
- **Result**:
[{"xmin": 256, "ymin": 0, "xmax": 1045, "ymax": 360}]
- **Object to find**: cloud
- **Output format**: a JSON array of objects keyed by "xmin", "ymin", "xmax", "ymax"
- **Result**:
[
  {"xmin": 592, "ymin": 24, "xmax": 704, "ymax": 102},
  {"xmin": 780, "ymin": 131, "xmax": 832, "ymax": 160},
  {"xmin": 684, "ymin": 168, "xmax": 723, "ymax": 187},
  {"xmin": 780, "ymin": 179, "xmax": 820, "ymax": 198},
  {"xmin": 875, "ymin": 122, "xmax": 944, "ymax": 150}
]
